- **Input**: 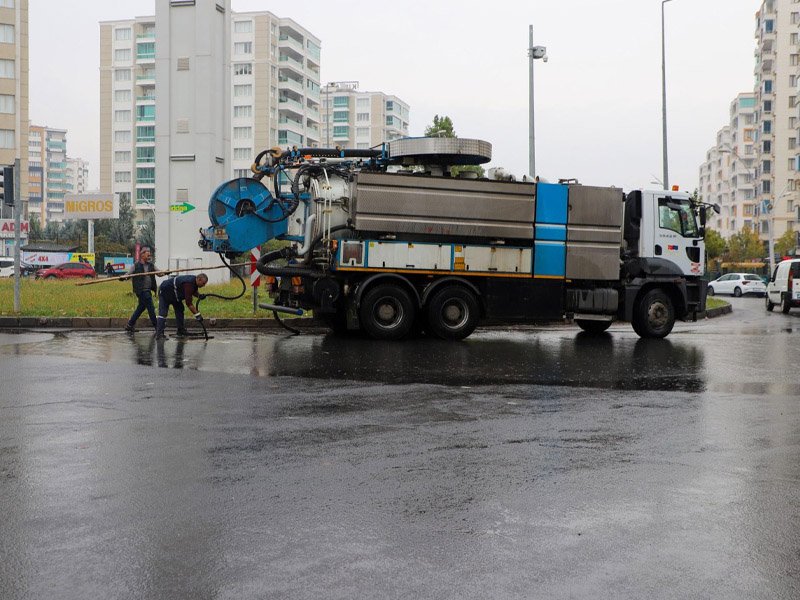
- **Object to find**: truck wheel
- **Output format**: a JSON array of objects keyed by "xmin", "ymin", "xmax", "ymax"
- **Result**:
[
  {"xmin": 632, "ymin": 289, "xmax": 675, "ymax": 339},
  {"xmin": 733, "ymin": 286, "xmax": 742, "ymax": 297},
  {"xmin": 765, "ymin": 294, "xmax": 775, "ymax": 312},
  {"xmin": 576, "ymin": 319, "xmax": 611, "ymax": 334},
  {"xmin": 359, "ymin": 283, "xmax": 415, "ymax": 340},
  {"xmin": 426, "ymin": 285, "xmax": 479, "ymax": 340},
  {"xmin": 781, "ymin": 294, "xmax": 792, "ymax": 314}
]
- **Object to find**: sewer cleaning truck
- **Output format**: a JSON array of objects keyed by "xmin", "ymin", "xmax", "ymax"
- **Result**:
[{"xmin": 199, "ymin": 137, "xmax": 715, "ymax": 340}]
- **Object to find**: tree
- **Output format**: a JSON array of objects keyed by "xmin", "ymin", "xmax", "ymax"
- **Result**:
[
  {"xmin": 136, "ymin": 213, "xmax": 155, "ymax": 250},
  {"xmin": 97, "ymin": 195, "xmax": 135, "ymax": 247},
  {"xmin": 704, "ymin": 229, "xmax": 726, "ymax": 262},
  {"xmin": 28, "ymin": 214, "xmax": 42, "ymax": 242},
  {"xmin": 776, "ymin": 229, "xmax": 797, "ymax": 257},
  {"xmin": 424, "ymin": 114, "xmax": 456, "ymax": 138},
  {"xmin": 727, "ymin": 227, "xmax": 764, "ymax": 262}
]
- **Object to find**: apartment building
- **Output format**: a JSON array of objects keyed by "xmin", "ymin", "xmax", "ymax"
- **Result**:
[
  {"xmin": 100, "ymin": 11, "xmax": 321, "ymax": 225},
  {"xmin": 65, "ymin": 157, "xmax": 89, "ymax": 196},
  {"xmin": 753, "ymin": 0, "xmax": 799, "ymax": 245},
  {"xmin": 699, "ymin": 94, "xmax": 758, "ymax": 237},
  {"xmin": 0, "ymin": 0, "xmax": 28, "ymax": 229},
  {"xmin": 28, "ymin": 125, "xmax": 68, "ymax": 224},
  {"xmin": 320, "ymin": 81, "xmax": 409, "ymax": 149}
]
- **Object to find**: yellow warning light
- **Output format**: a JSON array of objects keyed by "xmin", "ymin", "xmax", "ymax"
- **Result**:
[{"xmin": 672, "ymin": 185, "xmax": 679, "ymax": 191}]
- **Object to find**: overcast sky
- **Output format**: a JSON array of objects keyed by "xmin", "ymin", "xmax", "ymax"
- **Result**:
[{"xmin": 30, "ymin": 0, "xmax": 759, "ymax": 193}]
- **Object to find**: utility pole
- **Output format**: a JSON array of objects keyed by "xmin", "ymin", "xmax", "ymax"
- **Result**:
[{"xmin": 528, "ymin": 25, "xmax": 535, "ymax": 179}]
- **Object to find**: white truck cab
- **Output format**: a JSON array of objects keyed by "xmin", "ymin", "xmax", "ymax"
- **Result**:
[
  {"xmin": 639, "ymin": 191, "xmax": 704, "ymax": 277},
  {"xmin": 765, "ymin": 259, "xmax": 800, "ymax": 313}
]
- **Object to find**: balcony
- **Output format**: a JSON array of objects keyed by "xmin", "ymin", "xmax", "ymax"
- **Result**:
[
  {"xmin": 137, "ymin": 73, "xmax": 155, "ymax": 86},
  {"xmin": 278, "ymin": 96, "xmax": 303, "ymax": 110},
  {"xmin": 136, "ymin": 32, "xmax": 156, "ymax": 41},
  {"xmin": 137, "ymin": 95, "xmax": 156, "ymax": 103},
  {"xmin": 278, "ymin": 35, "xmax": 304, "ymax": 51},
  {"xmin": 278, "ymin": 54, "xmax": 304, "ymax": 74},
  {"xmin": 278, "ymin": 76, "xmax": 304, "ymax": 92}
]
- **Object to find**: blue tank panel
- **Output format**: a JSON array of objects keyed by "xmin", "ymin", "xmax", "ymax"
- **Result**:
[
  {"xmin": 204, "ymin": 178, "xmax": 289, "ymax": 253},
  {"xmin": 533, "ymin": 183, "xmax": 567, "ymax": 278}
]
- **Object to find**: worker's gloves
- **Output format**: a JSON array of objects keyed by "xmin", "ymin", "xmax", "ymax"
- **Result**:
[{"xmin": 195, "ymin": 313, "xmax": 204, "ymax": 322}]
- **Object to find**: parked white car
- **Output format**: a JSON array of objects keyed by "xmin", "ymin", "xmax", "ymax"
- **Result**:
[
  {"xmin": 708, "ymin": 273, "xmax": 766, "ymax": 297},
  {"xmin": 765, "ymin": 259, "xmax": 800, "ymax": 313}
]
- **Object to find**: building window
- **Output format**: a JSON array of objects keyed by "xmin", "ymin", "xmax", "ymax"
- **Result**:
[
  {"xmin": 0, "ymin": 129, "xmax": 13, "ymax": 148},
  {"xmin": 114, "ymin": 130, "xmax": 131, "ymax": 142},
  {"xmin": 764, "ymin": 80, "xmax": 773, "ymax": 94},
  {"xmin": 234, "ymin": 169, "xmax": 250, "ymax": 178},
  {"xmin": 0, "ymin": 24, "xmax": 14, "ymax": 44},
  {"xmin": 790, "ymin": 138, "xmax": 797, "ymax": 150},
  {"xmin": 136, "ymin": 146, "xmax": 155, "ymax": 163},
  {"xmin": 333, "ymin": 96, "xmax": 350, "ymax": 108},
  {"xmin": 234, "ymin": 84, "xmax": 252, "ymax": 97},
  {"xmin": 233, "ymin": 126, "xmax": 252, "ymax": 139},
  {"xmin": 0, "ymin": 94, "xmax": 13, "ymax": 114},
  {"xmin": 762, "ymin": 159, "xmax": 771, "ymax": 174},
  {"xmin": 115, "ymin": 69, "xmax": 132, "ymax": 82},
  {"xmin": 234, "ymin": 42, "xmax": 252, "ymax": 55},
  {"xmin": 357, "ymin": 143, "xmax": 369, "ymax": 149},
  {"xmin": 115, "ymin": 89, "xmax": 131, "ymax": 102},
  {"xmin": 763, "ymin": 100, "xmax": 772, "ymax": 113},
  {"xmin": 0, "ymin": 1, "xmax": 15, "ymax": 7},
  {"xmin": 333, "ymin": 126, "xmax": 349, "ymax": 138},
  {"xmin": 356, "ymin": 98, "xmax": 369, "ymax": 108},
  {"xmin": 115, "ymin": 110, "xmax": 131, "ymax": 122},
  {"xmin": 136, "ymin": 105, "xmax": 155, "ymax": 121},
  {"xmin": 763, "ymin": 120, "xmax": 772, "ymax": 134},
  {"xmin": 114, "ymin": 171, "xmax": 131, "ymax": 183},
  {"xmin": 333, "ymin": 110, "xmax": 349, "ymax": 122},
  {"xmin": 793, "ymin": 13, "xmax": 800, "ymax": 25},
  {"xmin": 763, "ymin": 140, "xmax": 771, "ymax": 153},
  {"xmin": 234, "ymin": 63, "xmax": 252, "ymax": 76},
  {"xmin": 233, "ymin": 105, "xmax": 252, "ymax": 118},
  {"xmin": 762, "ymin": 180, "xmax": 771, "ymax": 193},
  {"xmin": 356, "ymin": 113, "xmax": 369, "ymax": 122},
  {"xmin": 356, "ymin": 127, "xmax": 369, "ymax": 137},
  {"xmin": 136, "ymin": 126, "xmax": 155, "ymax": 142},
  {"xmin": 233, "ymin": 147, "xmax": 251, "ymax": 160},
  {"xmin": 115, "ymin": 28, "xmax": 132, "ymax": 41},
  {"xmin": 0, "ymin": 59, "xmax": 13, "ymax": 78},
  {"xmin": 114, "ymin": 151, "xmax": 131, "ymax": 163},
  {"xmin": 137, "ymin": 188, "xmax": 155, "ymax": 201},
  {"xmin": 115, "ymin": 49, "xmax": 132, "ymax": 62},
  {"xmin": 234, "ymin": 20, "xmax": 253, "ymax": 33},
  {"xmin": 136, "ymin": 168, "xmax": 155, "ymax": 184}
]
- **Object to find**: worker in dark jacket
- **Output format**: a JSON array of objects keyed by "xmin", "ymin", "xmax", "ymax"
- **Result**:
[
  {"xmin": 155, "ymin": 273, "xmax": 208, "ymax": 339},
  {"xmin": 123, "ymin": 247, "xmax": 159, "ymax": 332}
]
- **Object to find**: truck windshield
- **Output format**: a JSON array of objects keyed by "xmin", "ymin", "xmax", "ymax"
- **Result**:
[{"xmin": 658, "ymin": 198, "xmax": 699, "ymax": 238}]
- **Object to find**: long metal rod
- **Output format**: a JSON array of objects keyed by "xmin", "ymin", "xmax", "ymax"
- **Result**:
[
  {"xmin": 528, "ymin": 25, "xmax": 535, "ymax": 179},
  {"xmin": 661, "ymin": 0, "xmax": 672, "ymax": 190},
  {"xmin": 75, "ymin": 261, "xmax": 250, "ymax": 286}
]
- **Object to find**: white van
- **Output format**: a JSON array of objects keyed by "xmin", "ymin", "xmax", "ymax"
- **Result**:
[
  {"xmin": 0, "ymin": 258, "xmax": 13, "ymax": 278},
  {"xmin": 765, "ymin": 259, "xmax": 800, "ymax": 313}
]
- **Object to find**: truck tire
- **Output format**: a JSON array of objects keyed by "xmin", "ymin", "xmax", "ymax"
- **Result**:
[
  {"xmin": 765, "ymin": 294, "xmax": 775, "ymax": 312},
  {"xmin": 781, "ymin": 294, "xmax": 792, "ymax": 314},
  {"xmin": 632, "ymin": 289, "xmax": 675, "ymax": 339},
  {"xmin": 359, "ymin": 283, "xmax": 415, "ymax": 340},
  {"xmin": 576, "ymin": 319, "xmax": 612, "ymax": 334},
  {"xmin": 426, "ymin": 285, "xmax": 479, "ymax": 340}
]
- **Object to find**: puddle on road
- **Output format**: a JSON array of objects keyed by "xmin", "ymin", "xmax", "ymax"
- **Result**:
[{"xmin": 0, "ymin": 328, "xmax": 712, "ymax": 392}]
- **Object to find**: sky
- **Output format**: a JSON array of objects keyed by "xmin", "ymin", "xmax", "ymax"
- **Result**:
[{"xmin": 30, "ymin": 0, "xmax": 760, "ymax": 193}]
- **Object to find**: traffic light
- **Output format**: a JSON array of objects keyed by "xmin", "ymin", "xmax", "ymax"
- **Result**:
[{"xmin": 0, "ymin": 165, "xmax": 14, "ymax": 206}]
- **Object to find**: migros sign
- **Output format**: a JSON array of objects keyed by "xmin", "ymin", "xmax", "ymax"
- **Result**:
[{"xmin": 64, "ymin": 194, "xmax": 118, "ymax": 220}]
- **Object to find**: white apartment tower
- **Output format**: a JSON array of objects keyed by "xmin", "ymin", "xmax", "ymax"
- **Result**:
[
  {"xmin": 699, "ymin": 93, "xmax": 758, "ymax": 237},
  {"xmin": 100, "ymin": 11, "xmax": 321, "ymax": 226},
  {"xmin": 65, "ymin": 157, "xmax": 89, "ymax": 196},
  {"xmin": 754, "ymin": 1, "xmax": 799, "ymax": 247},
  {"xmin": 0, "ymin": 0, "xmax": 28, "ymax": 229},
  {"xmin": 28, "ymin": 125, "xmax": 67, "ymax": 224},
  {"xmin": 321, "ymin": 81, "xmax": 409, "ymax": 149}
]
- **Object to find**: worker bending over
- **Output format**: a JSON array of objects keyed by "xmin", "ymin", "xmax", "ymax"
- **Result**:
[{"xmin": 155, "ymin": 273, "xmax": 208, "ymax": 339}]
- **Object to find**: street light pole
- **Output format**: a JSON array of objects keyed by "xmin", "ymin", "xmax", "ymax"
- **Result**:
[
  {"xmin": 661, "ymin": 0, "xmax": 673, "ymax": 191},
  {"xmin": 528, "ymin": 25, "xmax": 535, "ymax": 179},
  {"xmin": 528, "ymin": 26, "xmax": 547, "ymax": 180}
]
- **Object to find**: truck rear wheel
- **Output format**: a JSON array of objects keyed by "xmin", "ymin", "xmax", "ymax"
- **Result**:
[
  {"xmin": 632, "ymin": 289, "xmax": 675, "ymax": 339},
  {"xmin": 426, "ymin": 285, "xmax": 479, "ymax": 340},
  {"xmin": 576, "ymin": 319, "xmax": 612, "ymax": 334},
  {"xmin": 359, "ymin": 283, "xmax": 415, "ymax": 340}
]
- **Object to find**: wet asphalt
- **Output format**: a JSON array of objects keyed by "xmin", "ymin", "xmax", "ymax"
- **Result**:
[{"xmin": 1, "ymin": 296, "xmax": 799, "ymax": 599}]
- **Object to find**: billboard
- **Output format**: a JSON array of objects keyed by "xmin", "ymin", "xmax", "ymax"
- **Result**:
[
  {"xmin": 64, "ymin": 193, "xmax": 118, "ymax": 220},
  {"xmin": 0, "ymin": 219, "xmax": 29, "ymax": 239},
  {"xmin": 22, "ymin": 251, "xmax": 96, "ymax": 267}
]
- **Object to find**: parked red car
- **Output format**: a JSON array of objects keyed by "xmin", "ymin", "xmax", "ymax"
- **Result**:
[{"xmin": 35, "ymin": 262, "xmax": 97, "ymax": 280}]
